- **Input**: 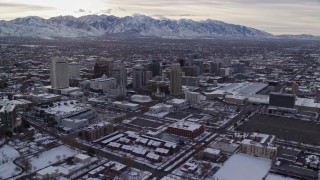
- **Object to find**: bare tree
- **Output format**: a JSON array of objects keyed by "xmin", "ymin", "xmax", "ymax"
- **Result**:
[
  {"xmin": 21, "ymin": 158, "xmax": 32, "ymax": 173},
  {"xmin": 56, "ymin": 155, "xmax": 61, "ymax": 162}
]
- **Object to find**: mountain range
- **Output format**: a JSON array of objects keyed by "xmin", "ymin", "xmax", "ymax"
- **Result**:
[{"xmin": 0, "ymin": 14, "xmax": 318, "ymax": 39}]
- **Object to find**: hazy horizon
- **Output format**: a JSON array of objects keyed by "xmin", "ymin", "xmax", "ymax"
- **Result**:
[{"xmin": 0, "ymin": 0, "xmax": 320, "ymax": 36}]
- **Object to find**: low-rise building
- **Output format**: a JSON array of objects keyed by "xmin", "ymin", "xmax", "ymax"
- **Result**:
[
  {"xmin": 29, "ymin": 93, "xmax": 61, "ymax": 105},
  {"xmin": 239, "ymin": 133, "xmax": 277, "ymax": 160},
  {"xmin": 166, "ymin": 99, "xmax": 188, "ymax": 110},
  {"xmin": 74, "ymin": 154, "xmax": 91, "ymax": 164},
  {"xmin": 185, "ymin": 91, "xmax": 201, "ymax": 105},
  {"xmin": 112, "ymin": 101, "xmax": 140, "ymax": 111},
  {"xmin": 81, "ymin": 122, "xmax": 114, "ymax": 141},
  {"xmin": 60, "ymin": 118, "xmax": 89, "ymax": 132},
  {"xmin": 149, "ymin": 103, "xmax": 173, "ymax": 114},
  {"xmin": 203, "ymin": 148, "xmax": 221, "ymax": 159},
  {"xmin": 167, "ymin": 122, "xmax": 204, "ymax": 138}
]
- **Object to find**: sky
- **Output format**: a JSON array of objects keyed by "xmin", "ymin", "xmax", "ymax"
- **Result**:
[{"xmin": 0, "ymin": 0, "xmax": 319, "ymax": 35}]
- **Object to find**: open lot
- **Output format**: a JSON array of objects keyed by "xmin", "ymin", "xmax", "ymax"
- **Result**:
[
  {"xmin": 237, "ymin": 113, "xmax": 320, "ymax": 145},
  {"xmin": 131, "ymin": 118, "xmax": 163, "ymax": 128},
  {"xmin": 165, "ymin": 112, "xmax": 191, "ymax": 120}
]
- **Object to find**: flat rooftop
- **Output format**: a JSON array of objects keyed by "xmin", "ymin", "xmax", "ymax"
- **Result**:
[
  {"xmin": 169, "ymin": 122, "xmax": 202, "ymax": 131},
  {"xmin": 237, "ymin": 113, "xmax": 320, "ymax": 145},
  {"xmin": 220, "ymin": 82, "xmax": 268, "ymax": 95}
]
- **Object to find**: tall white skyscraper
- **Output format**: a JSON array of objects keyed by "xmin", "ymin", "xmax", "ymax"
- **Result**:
[
  {"xmin": 50, "ymin": 58, "xmax": 69, "ymax": 89},
  {"xmin": 170, "ymin": 63, "xmax": 182, "ymax": 95}
]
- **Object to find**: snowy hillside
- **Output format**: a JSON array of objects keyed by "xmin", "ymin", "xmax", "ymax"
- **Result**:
[{"xmin": 0, "ymin": 14, "xmax": 272, "ymax": 38}]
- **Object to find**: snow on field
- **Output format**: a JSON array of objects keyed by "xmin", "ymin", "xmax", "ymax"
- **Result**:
[
  {"xmin": 266, "ymin": 173, "xmax": 297, "ymax": 180},
  {"xmin": 214, "ymin": 153, "xmax": 272, "ymax": 180},
  {"xmin": 30, "ymin": 145, "xmax": 78, "ymax": 171},
  {"xmin": 0, "ymin": 145, "xmax": 21, "ymax": 179}
]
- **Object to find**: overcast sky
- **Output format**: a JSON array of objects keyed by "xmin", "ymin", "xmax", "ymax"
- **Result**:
[{"xmin": 0, "ymin": 0, "xmax": 319, "ymax": 35}]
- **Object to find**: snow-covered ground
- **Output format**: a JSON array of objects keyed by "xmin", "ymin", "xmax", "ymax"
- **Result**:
[
  {"xmin": 29, "ymin": 145, "xmax": 78, "ymax": 171},
  {"xmin": 0, "ymin": 144, "xmax": 21, "ymax": 179},
  {"xmin": 214, "ymin": 153, "xmax": 272, "ymax": 180},
  {"xmin": 266, "ymin": 173, "xmax": 297, "ymax": 180}
]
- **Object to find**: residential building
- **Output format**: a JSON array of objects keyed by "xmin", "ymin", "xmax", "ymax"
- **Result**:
[
  {"xmin": 239, "ymin": 133, "xmax": 277, "ymax": 160},
  {"xmin": 81, "ymin": 122, "xmax": 114, "ymax": 141}
]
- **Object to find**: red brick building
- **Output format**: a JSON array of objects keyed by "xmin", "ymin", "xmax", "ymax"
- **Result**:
[{"xmin": 167, "ymin": 122, "xmax": 204, "ymax": 138}]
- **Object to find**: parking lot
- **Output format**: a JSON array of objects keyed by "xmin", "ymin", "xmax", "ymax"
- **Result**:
[
  {"xmin": 237, "ymin": 113, "xmax": 320, "ymax": 145},
  {"xmin": 131, "ymin": 118, "xmax": 164, "ymax": 128}
]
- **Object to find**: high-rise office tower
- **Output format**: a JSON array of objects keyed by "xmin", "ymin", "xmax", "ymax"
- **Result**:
[
  {"xmin": 112, "ymin": 64, "xmax": 127, "ymax": 96},
  {"xmin": 192, "ymin": 59, "xmax": 204, "ymax": 74},
  {"xmin": 170, "ymin": 63, "xmax": 183, "ymax": 95},
  {"xmin": 149, "ymin": 60, "xmax": 161, "ymax": 77},
  {"xmin": 210, "ymin": 61, "xmax": 222, "ymax": 76},
  {"xmin": 182, "ymin": 65, "xmax": 200, "ymax": 77},
  {"xmin": 222, "ymin": 58, "xmax": 232, "ymax": 67},
  {"xmin": 112, "ymin": 64, "xmax": 127, "ymax": 86},
  {"xmin": 94, "ymin": 58, "xmax": 114, "ymax": 78},
  {"xmin": 132, "ymin": 65, "xmax": 147, "ymax": 90},
  {"xmin": 69, "ymin": 62, "xmax": 81, "ymax": 79},
  {"xmin": 50, "ymin": 58, "xmax": 69, "ymax": 89},
  {"xmin": 232, "ymin": 63, "xmax": 246, "ymax": 74}
]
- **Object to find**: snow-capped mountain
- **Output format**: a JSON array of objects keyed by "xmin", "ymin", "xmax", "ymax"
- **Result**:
[{"xmin": 0, "ymin": 14, "xmax": 273, "ymax": 38}]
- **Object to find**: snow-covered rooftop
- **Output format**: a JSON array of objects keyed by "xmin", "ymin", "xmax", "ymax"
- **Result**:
[
  {"xmin": 169, "ymin": 122, "xmax": 202, "ymax": 131},
  {"xmin": 214, "ymin": 154, "xmax": 272, "ymax": 180}
]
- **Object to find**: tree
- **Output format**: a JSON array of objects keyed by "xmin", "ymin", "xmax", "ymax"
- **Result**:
[
  {"xmin": 121, "ymin": 154, "xmax": 133, "ymax": 167},
  {"xmin": 21, "ymin": 158, "xmax": 32, "ymax": 173},
  {"xmin": 65, "ymin": 157, "xmax": 74, "ymax": 165},
  {"xmin": 5, "ymin": 131, "xmax": 13, "ymax": 138},
  {"xmin": 22, "ymin": 119, "xmax": 30, "ymax": 129},
  {"xmin": 196, "ymin": 151, "xmax": 204, "ymax": 160},
  {"xmin": 233, "ymin": 123, "xmax": 238, "ymax": 128},
  {"xmin": 200, "ymin": 162, "xmax": 212, "ymax": 176},
  {"xmin": 87, "ymin": 147, "xmax": 95, "ymax": 156},
  {"xmin": 56, "ymin": 155, "xmax": 61, "ymax": 162}
]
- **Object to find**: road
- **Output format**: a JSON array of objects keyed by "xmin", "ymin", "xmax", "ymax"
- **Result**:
[{"xmin": 24, "ymin": 114, "xmax": 220, "ymax": 179}]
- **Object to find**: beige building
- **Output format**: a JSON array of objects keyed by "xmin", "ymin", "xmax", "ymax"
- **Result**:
[
  {"xmin": 68, "ymin": 62, "xmax": 81, "ymax": 79},
  {"xmin": 81, "ymin": 122, "xmax": 114, "ymax": 141},
  {"xmin": 239, "ymin": 133, "xmax": 277, "ymax": 160},
  {"xmin": 50, "ymin": 58, "xmax": 69, "ymax": 89}
]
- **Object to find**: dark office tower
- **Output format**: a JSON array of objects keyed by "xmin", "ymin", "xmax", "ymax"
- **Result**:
[
  {"xmin": 179, "ymin": 59, "xmax": 186, "ymax": 67},
  {"xmin": 170, "ymin": 63, "xmax": 183, "ymax": 95},
  {"xmin": 222, "ymin": 57, "xmax": 232, "ymax": 67},
  {"xmin": 112, "ymin": 64, "xmax": 127, "ymax": 86},
  {"xmin": 232, "ymin": 63, "xmax": 246, "ymax": 74},
  {"xmin": 192, "ymin": 59, "xmax": 204, "ymax": 74},
  {"xmin": 182, "ymin": 66, "xmax": 200, "ymax": 77},
  {"xmin": 191, "ymin": 54, "xmax": 199, "ymax": 59},
  {"xmin": 210, "ymin": 62, "xmax": 222, "ymax": 75},
  {"xmin": 132, "ymin": 65, "xmax": 147, "ymax": 90},
  {"xmin": 149, "ymin": 60, "xmax": 161, "ymax": 77},
  {"xmin": 94, "ymin": 58, "xmax": 114, "ymax": 78}
]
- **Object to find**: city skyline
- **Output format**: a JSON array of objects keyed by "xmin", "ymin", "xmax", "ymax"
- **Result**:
[{"xmin": 0, "ymin": 0, "xmax": 320, "ymax": 35}]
